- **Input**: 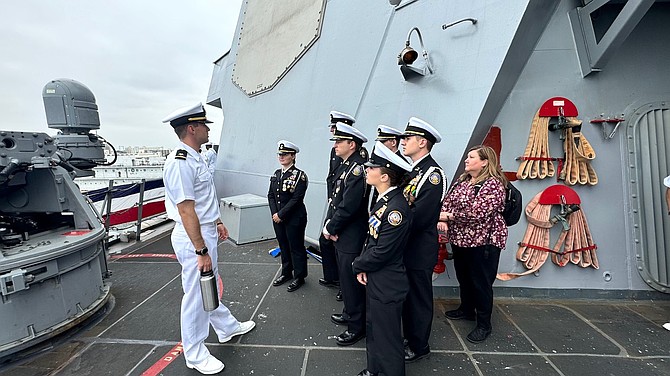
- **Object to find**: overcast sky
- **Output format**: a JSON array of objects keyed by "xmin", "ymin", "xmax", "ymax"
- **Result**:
[{"xmin": 1, "ymin": 0, "xmax": 243, "ymax": 148}]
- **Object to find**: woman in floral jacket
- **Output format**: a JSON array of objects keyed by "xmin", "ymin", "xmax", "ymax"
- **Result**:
[{"xmin": 438, "ymin": 145, "xmax": 507, "ymax": 344}]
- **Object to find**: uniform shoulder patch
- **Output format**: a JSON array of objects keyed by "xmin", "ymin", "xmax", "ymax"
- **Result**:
[
  {"xmin": 352, "ymin": 165, "xmax": 363, "ymax": 176},
  {"xmin": 387, "ymin": 210, "xmax": 403, "ymax": 226},
  {"xmin": 428, "ymin": 171, "xmax": 441, "ymax": 185},
  {"xmin": 175, "ymin": 149, "xmax": 188, "ymax": 160}
]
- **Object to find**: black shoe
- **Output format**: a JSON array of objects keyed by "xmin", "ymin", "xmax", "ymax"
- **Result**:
[
  {"xmin": 335, "ymin": 290, "xmax": 343, "ymax": 301},
  {"xmin": 357, "ymin": 369, "xmax": 377, "ymax": 376},
  {"xmin": 287, "ymin": 278, "xmax": 305, "ymax": 292},
  {"xmin": 318, "ymin": 278, "xmax": 340, "ymax": 288},
  {"xmin": 404, "ymin": 346, "xmax": 430, "ymax": 363},
  {"xmin": 335, "ymin": 330, "xmax": 365, "ymax": 346},
  {"xmin": 330, "ymin": 313, "xmax": 347, "ymax": 325},
  {"xmin": 445, "ymin": 309, "xmax": 475, "ymax": 321},
  {"xmin": 466, "ymin": 327, "xmax": 491, "ymax": 343},
  {"xmin": 272, "ymin": 275, "xmax": 291, "ymax": 286}
]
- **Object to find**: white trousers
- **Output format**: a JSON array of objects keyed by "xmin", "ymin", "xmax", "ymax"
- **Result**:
[{"xmin": 172, "ymin": 223, "xmax": 241, "ymax": 364}]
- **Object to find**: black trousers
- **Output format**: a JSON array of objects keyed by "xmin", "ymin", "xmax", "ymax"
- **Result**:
[
  {"xmin": 452, "ymin": 244, "xmax": 501, "ymax": 330},
  {"xmin": 319, "ymin": 233, "xmax": 339, "ymax": 282},
  {"xmin": 367, "ymin": 295, "xmax": 405, "ymax": 376},
  {"xmin": 337, "ymin": 251, "xmax": 366, "ymax": 333},
  {"xmin": 402, "ymin": 268, "xmax": 433, "ymax": 352},
  {"xmin": 273, "ymin": 216, "xmax": 308, "ymax": 279}
]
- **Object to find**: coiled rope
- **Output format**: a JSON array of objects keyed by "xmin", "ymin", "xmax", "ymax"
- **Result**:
[
  {"xmin": 497, "ymin": 190, "xmax": 598, "ymax": 281},
  {"xmin": 516, "ymin": 111, "xmax": 598, "ymax": 185},
  {"xmin": 562, "ymin": 125, "xmax": 598, "ymax": 185},
  {"xmin": 517, "ymin": 110, "xmax": 555, "ymax": 180}
]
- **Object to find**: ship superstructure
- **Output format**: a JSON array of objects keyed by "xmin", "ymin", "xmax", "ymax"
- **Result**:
[{"xmin": 207, "ymin": 0, "xmax": 670, "ymax": 296}]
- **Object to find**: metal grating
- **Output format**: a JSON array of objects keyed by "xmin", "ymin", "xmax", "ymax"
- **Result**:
[{"xmin": 626, "ymin": 101, "xmax": 670, "ymax": 293}]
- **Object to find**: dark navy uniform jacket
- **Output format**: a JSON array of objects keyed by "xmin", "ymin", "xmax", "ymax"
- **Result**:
[
  {"xmin": 325, "ymin": 151, "xmax": 369, "ymax": 254},
  {"xmin": 402, "ymin": 155, "xmax": 446, "ymax": 270},
  {"xmin": 326, "ymin": 148, "xmax": 342, "ymax": 198},
  {"xmin": 267, "ymin": 165, "xmax": 308, "ymax": 221},
  {"xmin": 328, "ymin": 147, "xmax": 369, "ymax": 197},
  {"xmin": 353, "ymin": 188, "xmax": 411, "ymax": 304}
]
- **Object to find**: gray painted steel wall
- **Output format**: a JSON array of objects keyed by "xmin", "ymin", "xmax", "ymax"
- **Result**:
[{"xmin": 209, "ymin": 0, "xmax": 670, "ymax": 293}]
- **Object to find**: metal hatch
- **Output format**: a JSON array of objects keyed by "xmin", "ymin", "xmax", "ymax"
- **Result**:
[
  {"xmin": 626, "ymin": 101, "xmax": 670, "ymax": 293},
  {"xmin": 232, "ymin": 0, "xmax": 326, "ymax": 97}
]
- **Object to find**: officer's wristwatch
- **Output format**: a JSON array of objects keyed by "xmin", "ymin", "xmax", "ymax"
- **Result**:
[{"xmin": 195, "ymin": 246, "xmax": 208, "ymax": 256}]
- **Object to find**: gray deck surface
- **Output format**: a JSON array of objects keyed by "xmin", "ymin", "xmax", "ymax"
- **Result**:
[{"xmin": 1, "ymin": 225, "xmax": 669, "ymax": 376}]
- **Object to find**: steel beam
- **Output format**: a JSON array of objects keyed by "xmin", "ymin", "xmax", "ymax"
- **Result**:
[{"xmin": 569, "ymin": 0, "xmax": 654, "ymax": 77}]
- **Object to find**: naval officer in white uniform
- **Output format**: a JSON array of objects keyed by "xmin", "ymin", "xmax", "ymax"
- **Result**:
[{"xmin": 162, "ymin": 103, "xmax": 255, "ymax": 374}]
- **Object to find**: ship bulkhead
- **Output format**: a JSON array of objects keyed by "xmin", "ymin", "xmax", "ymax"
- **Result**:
[{"xmin": 207, "ymin": 0, "xmax": 670, "ymax": 297}]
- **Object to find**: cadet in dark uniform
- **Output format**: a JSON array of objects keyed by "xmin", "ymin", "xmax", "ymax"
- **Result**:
[
  {"xmin": 369, "ymin": 125, "xmax": 406, "ymax": 210},
  {"xmin": 267, "ymin": 140, "xmax": 309, "ymax": 292},
  {"xmin": 319, "ymin": 111, "xmax": 356, "ymax": 297},
  {"xmin": 323, "ymin": 123, "xmax": 370, "ymax": 346},
  {"xmin": 399, "ymin": 117, "xmax": 446, "ymax": 362},
  {"xmin": 353, "ymin": 142, "xmax": 413, "ymax": 376}
]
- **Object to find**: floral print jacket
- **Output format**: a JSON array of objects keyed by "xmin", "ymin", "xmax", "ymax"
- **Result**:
[{"xmin": 442, "ymin": 177, "xmax": 508, "ymax": 249}]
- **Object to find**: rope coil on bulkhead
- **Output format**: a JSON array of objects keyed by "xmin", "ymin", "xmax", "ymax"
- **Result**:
[
  {"xmin": 496, "ymin": 190, "xmax": 598, "ymax": 281},
  {"xmin": 517, "ymin": 110, "xmax": 555, "ymax": 180},
  {"xmin": 516, "ymin": 108, "xmax": 598, "ymax": 186}
]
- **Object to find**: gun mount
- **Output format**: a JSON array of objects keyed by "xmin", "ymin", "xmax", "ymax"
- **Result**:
[{"xmin": 0, "ymin": 79, "xmax": 111, "ymax": 360}]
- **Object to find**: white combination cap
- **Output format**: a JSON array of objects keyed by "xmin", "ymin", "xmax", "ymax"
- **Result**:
[
  {"xmin": 162, "ymin": 102, "xmax": 212, "ymax": 128},
  {"xmin": 365, "ymin": 141, "xmax": 412, "ymax": 172},
  {"xmin": 330, "ymin": 122, "xmax": 368, "ymax": 144},
  {"xmin": 277, "ymin": 140, "xmax": 300, "ymax": 153},
  {"xmin": 376, "ymin": 124, "xmax": 403, "ymax": 140},
  {"xmin": 329, "ymin": 110, "xmax": 356, "ymax": 126},
  {"xmin": 402, "ymin": 116, "xmax": 442, "ymax": 144}
]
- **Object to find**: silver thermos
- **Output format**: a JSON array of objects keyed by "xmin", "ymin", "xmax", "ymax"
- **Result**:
[{"xmin": 200, "ymin": 270, "xmax": 219, "ymax": 312}]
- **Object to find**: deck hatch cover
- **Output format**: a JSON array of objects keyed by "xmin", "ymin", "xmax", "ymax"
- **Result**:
[
  {"xmin": 626, "ymin": 102, "xmax": 670, "ymax": 293},
  {"xmin": 232, "ymin": 0, "xmax": 326, "ymax": 97}
]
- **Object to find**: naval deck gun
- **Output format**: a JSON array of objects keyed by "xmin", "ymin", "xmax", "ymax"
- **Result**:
[{"xmin": 0, "ymin": 79, "xmax": 112, "ymax": 360}]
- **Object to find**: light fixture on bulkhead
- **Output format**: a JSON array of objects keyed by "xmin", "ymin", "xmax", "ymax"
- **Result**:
[{"xmin": 398, "ymin": 27, "xmax": 433, "ymax": 78}]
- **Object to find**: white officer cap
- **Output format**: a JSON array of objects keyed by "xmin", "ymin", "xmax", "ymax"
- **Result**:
[
  {"xmin": 277, "ymin": 140, "xmax": 300, "ymax": 154},
  {"xmin": 329, "ymin": 110, "xmax": 356, "ymax": 126},
  {"xmin": 375, "ymin": 124, "xmax": 403, "ymax": 141},
  {"xmin": 330, "ymin": 122, "xmax": 368, "ymax": 144},
  {"xmin": 664, "ymin": 175, "xmax": 670, "ymax": 188},
  {"xmin": 401, "ymin": 116, "xmax": 442, "ymax": 144},
  {"xmin": 365, "ymin": 141, "xmax": 412, "ymax": 172},
  {"xmin": 162, "ymin": 102, "xmax": 212, "ymax": 128}
]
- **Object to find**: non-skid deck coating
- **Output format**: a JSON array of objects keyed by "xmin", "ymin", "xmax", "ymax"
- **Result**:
[{"xmin": 2, "ymin": 225, "xmax": 669, "ymax": 376}]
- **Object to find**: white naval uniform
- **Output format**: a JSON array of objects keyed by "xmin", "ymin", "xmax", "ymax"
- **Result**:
[
  {"xmin": 204, "ymin": 148, "xmax": 217, "ymax": 175},
  {"xmin": 163, "ymin": 142, "xmax": 241, "ymax": 365}
]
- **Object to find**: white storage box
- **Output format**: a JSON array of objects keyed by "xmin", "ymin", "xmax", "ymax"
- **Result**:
[{"xmin": 219, "ymin": 194, "xmax": 275, "ymax": 244}]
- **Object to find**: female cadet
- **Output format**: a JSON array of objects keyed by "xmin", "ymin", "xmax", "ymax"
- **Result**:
[
  {"xmin": 353, "ymin": 142, "xmax": 413, "ymax": 376},
  {"xmin": 439, "ymin": 145, "xmax": 508, "ymax": 343},
  {"xmin": 267, "ymin": 140, "xmax": 309, "ymax": 292}
]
